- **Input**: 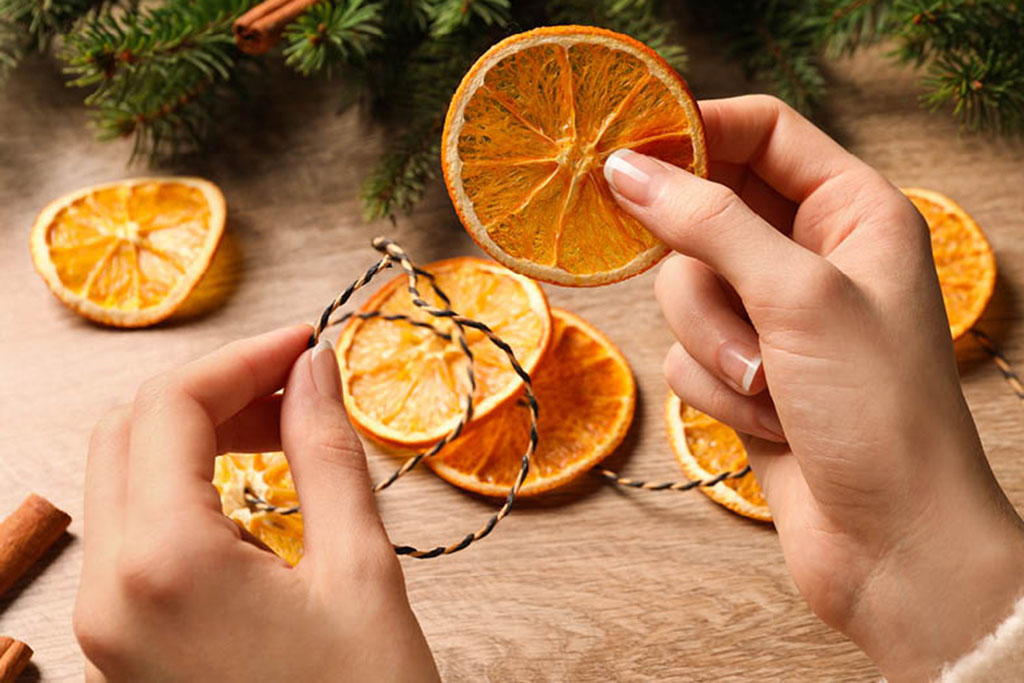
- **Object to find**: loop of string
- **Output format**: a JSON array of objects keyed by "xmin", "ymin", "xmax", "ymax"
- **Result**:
[{"xmin": 245, "ymin": 237, "xmax": 539, "ymax": 559}]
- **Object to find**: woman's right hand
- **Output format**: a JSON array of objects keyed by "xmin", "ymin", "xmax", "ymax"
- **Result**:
[{"xmin": 604, "ymin": 94, "xmax": 1024, "ymax": 681}]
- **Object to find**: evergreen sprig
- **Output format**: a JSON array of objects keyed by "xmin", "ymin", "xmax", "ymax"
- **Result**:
[
  {"xmin": 429, "ymin": 0, "xmax": 510, "ymax": 38},
  {"xmin": 548, "ymin": 0, "xmax": 687, "ymax": 71},
  {"xmin": 1, "ymin": 20, "xmax": 22, "ymax": 79},
  {"xmin": 817, "ymin": 0, "xmax": 895, "ymax": 55},
  {"xmin": 282, "ymin": 0, "xmax": 383, "ymax": 76},
  {"xmin": 360, "ymin": 117, "xmax": 443, "ymax": 220},
  {"xmin": 699, "ymin": 1, "xmax": 826, "ymax": 113},
  {"xmin": 895, "ymin": 0, "xmax": 1024, "ymax": 134},
  {"xmin": 63, "ymin": 0, "xmax": 255, "ymax": 157}
]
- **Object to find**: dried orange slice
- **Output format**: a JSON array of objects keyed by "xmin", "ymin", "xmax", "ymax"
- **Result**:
[
  {"xmin": 902, "ymin": 188, "xmax": 996, "ymax": 340},
  {"xmin": 427, "ymin": 308, "xmax": 634, "ymax": 496},
  {"xmin": 337, "ymin": 257, "xmax": 551, "ymax": 448},
  {"xmin": 665, "ymin": 394, "xmax": 771, "ymax": 522},
  {"xmin": 442, "ymin": 25, "xmax": 707, "ymax": 287},
  {"xmin": 213, "ymin": 453, "xmax": 304, "ymax": 566},
  {"xmin": 29, "ymin": 177, "xmax": 225, "ymax": 327}
]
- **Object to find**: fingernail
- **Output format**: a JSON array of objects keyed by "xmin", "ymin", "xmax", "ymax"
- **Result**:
[
  {"xmin": 719, "ymin": 341, "xmax": 762, "ymax": 393},
  {"xmin": 603, "ymin": 149, "xmax": 661, "ymax": 205},
  {"xmin": 310, "ymin": 338, "xmax": 341, "ymax": 398},
  {"xmin": 757, "ymin": 407, "xmax": 785, "ymax": 441}
]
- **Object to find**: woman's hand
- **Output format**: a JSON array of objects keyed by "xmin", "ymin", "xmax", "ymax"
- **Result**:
[
  {"xmin": 605, "ymin": 95, "xmax": 1024, "ymax": 681},
  {"xmin": 73, "ymin": 325, "xmax": 439, "ymax": 682}
]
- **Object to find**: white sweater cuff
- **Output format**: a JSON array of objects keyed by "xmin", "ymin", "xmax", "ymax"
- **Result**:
[{"xmin": 940, "ymin": 594, "xmax": 1024, "ymax": 682}]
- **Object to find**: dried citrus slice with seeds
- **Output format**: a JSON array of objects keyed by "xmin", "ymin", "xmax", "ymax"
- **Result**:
[
  {"xmin": 666, "ymin": 394, "xmax": 771, "ymax": 522},
  {"xmin": 427, "ymin": 308, "xmax": 634, "ymax": 496},
  {"xmin": 213, "ymin": 453, "xmax": 304, "ymax": 566},
  {"xmin": 902, "ymin": 188, "xmax": 996, "ymax": 340},
  {"xmin": 29, "ymin": 177, "xmax": 225, "ymax": 327},
  {"xmin": 337, "ymin": 257, "xmax": 551, "ymax": 448},
  {"xmin": 442, "ymin": 25, "xmax": 707, "ymax": 287}
]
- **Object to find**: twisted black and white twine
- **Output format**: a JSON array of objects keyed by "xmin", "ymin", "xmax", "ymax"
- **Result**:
[
  {"xmin": 245, "ymin": 237, "xmax": 539, "ymax": 559},
  {"xmin": 595, "ymin": 465, "xmax": 753, "ymax": 492},
  {"xmin": 971, "ymin": 329, "xmax": 1024, "ymax": 403}
]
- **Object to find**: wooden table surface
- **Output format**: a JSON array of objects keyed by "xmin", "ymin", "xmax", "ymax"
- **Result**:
[{"xmin": 1, "ymin": 44, "xmax": 1022, "ymax": 681}]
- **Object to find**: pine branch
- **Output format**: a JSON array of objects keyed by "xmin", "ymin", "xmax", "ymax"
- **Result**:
[
  {"xmin": 429, "ymin": 0, "xmax": 510, "ymax": 38},
  {"xmin": 548, "ymin": 0, "xmax": 687, "ymax": 71},
  {"xmin": 360, "ymin": 116, "xmax": 442, "ymax": 220},
  {"xmin": 0, "ymin": 0, "xmax": 111, "ymax": 51},
  {"xmin": 816, "ymin": 0, "xmax": 896, "ymax": 55},
  {"xmin": 360, "ymin": 33, "xmax": 485, "ymax": 218},
  {"xmin": 63, "ymin": 0, "xmax": 256, "ymax": 158},
  {"xmin": 896, "ymin": 0, "xmax": 1024, "ymax": 134},
  {"xmin": 282, "ymin": 0, "xmax": 383, "ymax": 76},
  {"xmin": 699, "ymin": 1, "xmax": 825, "ymax": 113},
  {"xmin": 1, "ymin": 19, "xmax": 22, "ymax": 80}
]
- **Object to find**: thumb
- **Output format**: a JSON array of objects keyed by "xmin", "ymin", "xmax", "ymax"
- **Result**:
[
  {"xmin": 280, "ymin": 339, "xmax": 388, "ymax": 562},
  {"xmin": 603, "ymin": 149, "xmax": 818, "ymax": 305}
]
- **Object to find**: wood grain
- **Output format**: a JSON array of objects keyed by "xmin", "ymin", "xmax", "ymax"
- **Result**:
[{"xmin": 0, "ymin": 45, "xmax": 1022, "ymax": 681}]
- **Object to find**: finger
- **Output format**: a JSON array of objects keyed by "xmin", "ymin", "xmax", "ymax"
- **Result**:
[
  {"xmin": 83, "ymin": 406, "xmax": 132, "ymax": 570},
  {"xmin": 664, "ymin": 343, "xmax": 784, "ymax": 442},
  {"xmin": 216, "ymin": 394, "xmax": 283, "ymax": 454},
  {"xmin": 709, "ymin": 161, "xmax": 797, "ymax": 235},
  {"xmin": 700, "ymin": 95, "xmax": 902, "ymax": 256},
  {"xmin": 741, "ymin": 437, "xmax": 810, "ymax": 533},
  {"xmin": 655, "ymin": 254, "xmax": 766, "ymax": 396},
  {"xmin": 127, "ymin": 324, "xmax": 312, "ymax": 516},
  {"xmin": 699, "ymin": 95, "xmax": 865, "ymax": 204},
  {"xmin": 604, "ymin": 148, "xmax": 825, "ymax": 304},
  {"xmin": 281, "ymin": 339, "xmax": 388, "ymax": 564}
]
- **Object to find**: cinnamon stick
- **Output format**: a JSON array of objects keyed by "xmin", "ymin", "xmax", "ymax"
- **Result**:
[
  {"xmin": 233, "ymin": 0, "xmax": 320, "ymax": 55},
  {"xmin": 0, "ymin": 494, "xmax": 71, "ymax": 597},
  {"xmin": 0, "ymin": 636, "xmax": 32, "ymax": 682}
]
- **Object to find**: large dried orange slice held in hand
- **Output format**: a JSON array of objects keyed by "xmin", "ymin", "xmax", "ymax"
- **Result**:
[
  {"xmin": 427, "ymin": 308, "xmax": 635, "ymax": 496},
  {"xmin": 443, "ymin": 26, "xmax": 707, "ymax": 287},
  {"xmin": 902, "ymin": 188, "xmax": 996, "ymax": 340},
  {"xmin": 337, "ymin": 257, "xmax": 551, "ymax": 448},
  {"xmin": 213, "ymin": 453, "xmax": 304, "ymax": 566},
  {"xmin": 666, "ymin": 394, "xmax": 771, "ymax": 522},
  {"xmin": 29, "ymin": 177, "xmax": 226, "ymax": 327}
]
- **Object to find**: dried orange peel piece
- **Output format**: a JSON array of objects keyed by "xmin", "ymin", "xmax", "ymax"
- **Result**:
[
  {"xmin": 29, "ymin": 177, "xmax": 225, "ymax": 327},
  {"xmin": 213, "ymin": 453, "xmax": 304, "ymax": 566},
  {"xmin": 443, "ymin": 25, "xmax": 707, "ymax": 286},
  {"xmin": 902, "ymin": 188, "xmax": 996, "ymax": 340},
  {"xmin": 337, "ymin": 256, "xmax": 551, "ymax": 448},
  {"xmin": 666, "ymin": 394, "xmax": 771, "ymax": 522},
  {"xmin": 427, "ymin": 308, "xmax": 635, "ymax": 497}
]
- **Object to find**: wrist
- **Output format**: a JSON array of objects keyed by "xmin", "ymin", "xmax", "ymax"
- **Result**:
[{"xmin": 847, "ymin": 483, "xmax": 1024, "ymax": 681}]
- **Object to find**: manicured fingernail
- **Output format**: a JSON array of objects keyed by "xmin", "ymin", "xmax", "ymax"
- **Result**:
[
  {"xmin": 719, "ymin": 341, "xmax": 762, "ymax": 393},
  {"xmin": 757, "ymin": 407, "xmax": 785, "ymax": 441},
  {"xmin": 310, "ymin": 338, "xmax": 341, "ymax": 398},
  {"xmin": 603, "ymin": 149, "xmax": 660, "ymax": 205}
]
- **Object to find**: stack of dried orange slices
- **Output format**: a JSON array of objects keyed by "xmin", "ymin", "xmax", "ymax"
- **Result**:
[{"xmin": 336, "ymin": 258, "xmax": 636, "ymax": 497}]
